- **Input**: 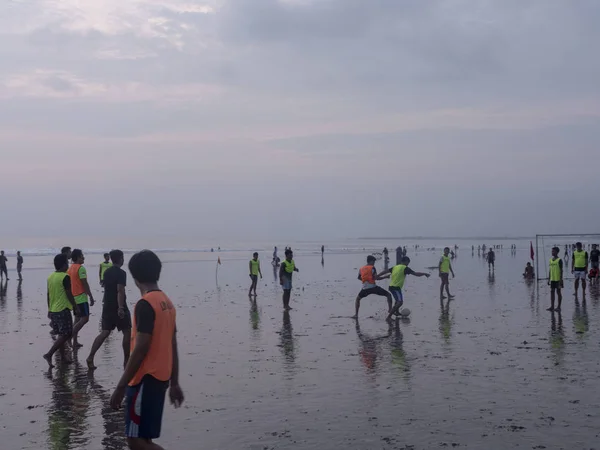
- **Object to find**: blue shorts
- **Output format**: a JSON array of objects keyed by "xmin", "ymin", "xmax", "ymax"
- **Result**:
[
  {"xmin": 282, "ymin": 278, "xmax": 292, "ymax": 290},
  {"xmin": 390, "ymin": 288, "xmax": 403, "ymax": 305},
  {"xmin": 125, "ymin": 375, "xmax": 169, "ymax": 440},
  {"xmin": 75, "ymin": 302, "xmax": 90, "ymax": 318}
]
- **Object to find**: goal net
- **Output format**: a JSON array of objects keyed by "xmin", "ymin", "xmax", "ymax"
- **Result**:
[{"xmin": 535, "ymin": 234, "xmax": 600, "ymax": 281}]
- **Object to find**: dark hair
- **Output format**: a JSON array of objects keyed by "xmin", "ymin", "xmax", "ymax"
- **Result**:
[
  {"xmin": 61, "ymin": 246, "xmax": 71, "ymax": 255},
  {"xmin": 129, "ymin": 250, "xmax": 162, "ymax": 283},
  {"xmin": 54, "ymin": 253, "xmax": 68, "ymax": 270},
  {"xmin": 104, "ymin": 253, "xmax": 110, "ymax": 258},
  {"xmin": 71, "ymin": 249, "xmax": 83, "ymax": 262},
  {"xmin": 444, "ymin": 247, "xmax": 450, "ymax": 252},
  {"xmin": 109, "ymin": 249, "xmax": 124, "ymax": 264},
  {"xmin": 552, "ymin": 246, "xmax": 560, "ymax": 253},
  {"xmin": 253, "ymin": 252, "xmax": 259, "ymax": 257},
  {"xmin": 285, "ymin": 249, "xmax": 293, "ymax": 256},
  {"xmin": 576, "ymin": 242, "xmax": 582, "ymax": 247},
  {"xmin": 367, "ymin": 255, "xmax": 376, "ymax": 263},
  {"xmin": 401, "ymin": 256, "xmax": 411, "ymax": 264}
]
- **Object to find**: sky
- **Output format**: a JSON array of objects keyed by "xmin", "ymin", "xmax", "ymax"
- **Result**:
[{"xmin": 1, "ymin": 0, "xmax": 599, "ymax": 244}]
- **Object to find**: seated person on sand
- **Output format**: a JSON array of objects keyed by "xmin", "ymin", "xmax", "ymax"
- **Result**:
[{"xmin": 523, "ymin": 262, "xmax": 534, "ymax": 279}]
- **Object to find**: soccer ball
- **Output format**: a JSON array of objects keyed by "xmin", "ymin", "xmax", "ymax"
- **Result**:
[{"xmin": 400, "ymin": 308, "xmax": 411, "ymax": 317}]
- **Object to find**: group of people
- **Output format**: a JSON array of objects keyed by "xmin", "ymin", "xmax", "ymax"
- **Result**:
[
  {"xmin": 0, "ymin": 250, "xmax": 24, "ymax": 281},
  {"xmin": 546, "ymin": 242, "xmax": 599, "ymax": 312},
  {"xmin": 352, "ymin": 247, "xmax": 455, "ymax": 321},
  {"xmin": 43, "ymin": 246, "xmax": 183, "ymax": 450}
]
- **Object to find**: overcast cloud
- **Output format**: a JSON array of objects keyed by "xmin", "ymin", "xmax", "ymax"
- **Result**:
[{"xmin": 1, "ymin": 0, "xmax": 599, "ymax": 243}]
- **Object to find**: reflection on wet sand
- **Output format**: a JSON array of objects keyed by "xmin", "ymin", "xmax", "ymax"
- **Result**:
[
  {"xmin": 389, "ymin": 319, "xmax": 411, "ymax": 381},
  {"xmin": 355, "ymin": 320, "xmax": 391, "ymax": 375},
  {"xmin": 249, "ymin": 299, "xmax": 260, "ymax": 332},
  {"xmin": 549, "ymin": 312, "xmax": 565, "ymax": 367},
  {"xmin": 88, "ymin": 374, "xmax": 127, "ymax": 450},
  {"xmin": 278, "ymin": 311, "xmax": 296, "ymax": 375},
  {"xmin": 0, "ymin": 280, "xmax": 7, "ymax": 313},
  {"xmin": 439, "ymin": 299, "xmax": 453, "ymax": 344},
  {"xmin": 17, "ymin": 280, "xmax": 23, "ymax": 323},
  {"xmin": 573, "ymin": 299, "xmax": 589, "ymax": 337}
]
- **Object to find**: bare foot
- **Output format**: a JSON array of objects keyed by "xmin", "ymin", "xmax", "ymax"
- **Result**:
[
  {"xmin": 73, "ymin": 342, "xmax": 83, "ymax": 349},
  {"xmin": 440, "ymin": 296, "xmax": 447, "ymax": 300},
  {"xmin": 546, "ymin": 307, "xmax": 554, "ymax": 311},
  {"xmin": 554, "ymin": 307, "xmax": 561, "ymax": 312},
  {"xmin": 43, "ymin": 354, "xmax": 54, "ymax": 368},
  {"xmin": 86, "ymin": 359, "xmax": 97, "ymax": 371},
  {"xmin": 351, "ymin": 315, "xmax": 358, "ymax": 320}
]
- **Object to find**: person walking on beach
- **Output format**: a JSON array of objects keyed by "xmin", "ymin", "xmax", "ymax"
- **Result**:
[
  {"xmin": 248, "ymin": 252, "xmax": 262, "ymax": 297},
  {"xmin": 352, "ymin": 255, "xmax": 393, "ymax": 319},
  {"xmin": 110, "ymin": 250, "xmax": 184, "ymax": 450},
  {"xmin": 68, "ymin": 249, "xmax": 95, "ymax": 348},
  {"xmin": 99, "ymin": 253, "xmax": 112, "ymax": 287},
  {"xmin": 439, "ymin": 247, "xmax": 455, "ymax": 300},
  {"xmin": 0, "ymin": 251, "xmax": 8, "ymax": 281},
  {"xmin": 321, "ymin": 245, "xmax": 325, "ymax": 258},
  {"xmin": 548, "ymin": 247, "xmax": 563, "ymax": 312},
  {"xmin": 43, "ymin": 253, "xmax": 80, "ymax": 368},
  {"xmin": 487, "ymin": 247, "xmax": 495, "ymax": 271},
  {"xmin": 16, "ymin": 251, "xmax": 23, "ymax": 281},
  {"xmin": 87, "ymin": 250, "xmax": 131, "ymax": 370},
  {"xmin": 378, "ymin": 256, "xmax": 430, "ymax": 320},
  {"xmin": 280, "ymin": 249, "xmax": 299, "ymax": 310},
  {"xmin": 572, "ymin": 242, "xmax": 588, "ymax": 297}
]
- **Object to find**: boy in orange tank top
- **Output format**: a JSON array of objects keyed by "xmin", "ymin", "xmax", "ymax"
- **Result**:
[{"xmin": 110, "ymin": 250, "xmax": 184, "ymax": 450}]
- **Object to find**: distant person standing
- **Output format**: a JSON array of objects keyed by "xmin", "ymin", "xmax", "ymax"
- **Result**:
[
  {"xmin": 279, "ymin": 249, "xmax": 299, "ymax": 311},
  {"xmin": 321, "ymin": 245, "xmax": 325, "ymax": 257},
  {"xmin": 572, "ymin": 242, "xmax": 588, "ymax": 297},
  {"xmin": 87, "ymin": 250, "xmax": 131, "ymax": 370},
  {"xmin": 68, "ymin": 249, "xmax": 96, "ymax": 348},
  {"xmin": 0, "ymin": 251, "xmax": 8, "ymax": 281},
  {"xmin": 487, "ymin": 248, "xmax": 495, "ymax": 271},
  {"xmin": 99, "ymin": 253, "xmax": 112, "ymax": 287},
  {"xmin": 248, "ymin": 252, "xmax": 262, "ymax": 297},
  {"xmin": 548, "ymin": 247, "xmax": 563, "ymax": 312},
  {"xmin": 16, "ymin": 251, "xmax": 23, "ymax": 281},
  {"xmin": 439, "ymin": 247, "xmax": 455, "ymax": 300},
  {"xmin": 395, "ymin": 246, "xmax": 403, "ymax": 265}
]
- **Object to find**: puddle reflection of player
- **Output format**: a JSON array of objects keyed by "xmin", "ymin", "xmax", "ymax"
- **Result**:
[
  {"xmin": 439, "ymin": 299, "xmax": 452, "ymax": 343},
  {"xmin": 355, "ymin": 320, "xmax": 391, "ymax": 374}
]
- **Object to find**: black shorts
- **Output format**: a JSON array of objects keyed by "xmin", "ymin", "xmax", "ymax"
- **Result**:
[
  {"xmin": 358, "ymin": 286, "xmax": 390, "ymax": 299},
  {"xmin": 550, "ymin": 281, "xmax": 562, "ymax": 289},
  {"xmin": 125, "ymin": 375, "xmax": 169, "ymax": 439},
  {"xmin": 101, "ymin": 306, "xmax": 132, "ymax": 332},
  {"xmin": 250, "ymin": 275, "xmax": 258, "ymax": 283},
  {"xmin": 50, "ymin": 309, "xmax": 73, "ymax": 337},
  {"xmin": 440, "ymin": 273, "xmax": 450, "ymax": 282}
]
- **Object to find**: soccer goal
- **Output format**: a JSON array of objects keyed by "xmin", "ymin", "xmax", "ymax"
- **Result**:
[{"xmin": 535, "ymin": 234, "xmax": 600, "ymax": 281}]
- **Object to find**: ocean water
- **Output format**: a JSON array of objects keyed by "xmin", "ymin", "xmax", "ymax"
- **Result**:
[{"xmin": 1, "ymin": 243, "xmax": 599, "ymax": 449}]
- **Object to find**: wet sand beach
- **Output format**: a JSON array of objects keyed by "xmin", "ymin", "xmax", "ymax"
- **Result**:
[{"xmin": 1, "ymin": 247, "xmax": 599, "ymax": 449}]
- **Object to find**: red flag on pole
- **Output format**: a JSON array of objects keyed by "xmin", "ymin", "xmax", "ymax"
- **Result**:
[{"xmin": 530, "ymin": 241, "xmax": 534, "ymax": 261}]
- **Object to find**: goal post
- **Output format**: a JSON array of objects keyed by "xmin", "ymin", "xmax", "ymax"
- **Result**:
[{"xmin": 535, "ymin": 233, "xmax": 600, "ymax": 281}]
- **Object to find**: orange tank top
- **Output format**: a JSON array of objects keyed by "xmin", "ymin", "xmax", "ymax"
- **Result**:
[
  {"xmin": 129, "ymin": 290, "xmax": 177, "ymax": 386},
  {"xmin": 360, "ymin": 265, "xmax": 376, "ymax": 284},
  {"xmin": 67, "ymin": 264, "xmax": 85, "ymax": 297}
]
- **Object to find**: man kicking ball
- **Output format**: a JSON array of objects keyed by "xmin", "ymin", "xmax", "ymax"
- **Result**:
[
  {"xmin": 378, "ymin": 256, "xmax": 430, "ymax": 320},
  {"xmin": 352, "ymin": 255, "xmax": 393, "ymax": 319}
]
